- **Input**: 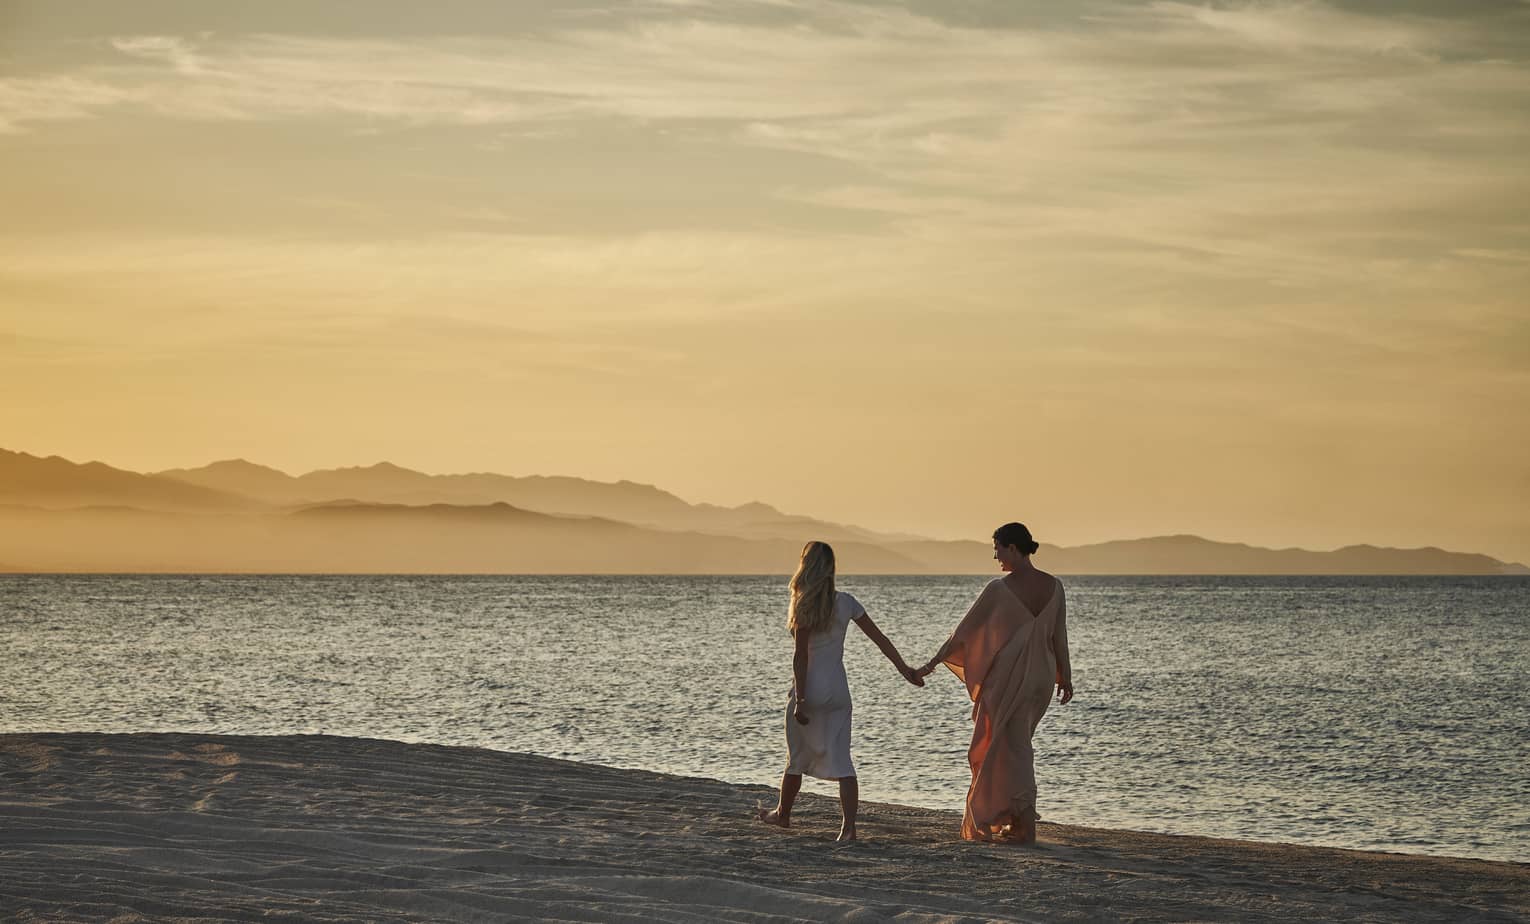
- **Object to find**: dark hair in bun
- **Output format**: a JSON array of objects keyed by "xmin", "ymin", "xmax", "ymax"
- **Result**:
[{"xmin": 993, "ymin": 522, "xmax": 1039, "ymax": 556}]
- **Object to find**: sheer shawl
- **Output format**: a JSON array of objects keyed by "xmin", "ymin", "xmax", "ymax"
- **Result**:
[{"xmin": 936, "ymin": 577, "xmax": 1069, "ymax": 840}]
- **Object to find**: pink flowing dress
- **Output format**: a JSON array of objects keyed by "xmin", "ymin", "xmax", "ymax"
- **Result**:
[{"xmin": 934, "ymin": 576, "xmax": 1071, "ymax": 840}]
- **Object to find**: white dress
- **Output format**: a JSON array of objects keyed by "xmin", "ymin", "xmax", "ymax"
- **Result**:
[{"xmin": 784, "ymin": 591, "xmax": 866, "ymax": 780}]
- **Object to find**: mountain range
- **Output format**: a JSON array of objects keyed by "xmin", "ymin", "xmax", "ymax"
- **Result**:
[{"xmin": 2, "ymin": 448, "xmax": 1525, "ymax": 575}]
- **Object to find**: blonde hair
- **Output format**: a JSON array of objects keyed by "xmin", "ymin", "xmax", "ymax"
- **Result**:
[{"xmin": 787, "ymin": 541, "xmax": 837, "ymax": 636}]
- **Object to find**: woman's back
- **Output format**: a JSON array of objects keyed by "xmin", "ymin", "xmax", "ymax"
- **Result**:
[
  {"xmin": 799, "ymin": 591, "xmax": 861, "ymax": 707},
  {"xmin": 1000, "ymin": 569, "xmax": 1059, "ymax": 618}
]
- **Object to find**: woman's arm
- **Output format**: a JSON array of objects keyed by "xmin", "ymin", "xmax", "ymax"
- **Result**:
[
  {"xmin": 1053, "ymin": 589, "xmax": 1073, "ymax": 704},
  {"xmin": 914, "ymin": 580, "xmax": 998, "ymax": 677},
  {"xmin": 915, "ymin": 634, "xmax": 957, "ymax": 678},
  {"xmin": 853, "ymin": 614, "xmax": 924, "ymax": 686},
  {"xmin": 792, "ymin": 628, "xmax": 811, "ymax": 724}
]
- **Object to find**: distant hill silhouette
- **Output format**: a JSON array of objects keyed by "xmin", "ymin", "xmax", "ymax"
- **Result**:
[
  {"xmin": 2, "ymin": 447, "xmax": 1525, "ymax": 574},
  {"xmin": 883, "ymin": 534, "xmax": 1528, "ymax": 575},
  {"xmin": 0, "ymin": 502, "xmax": 926, "ymax": 574},
  {"xmin": 0, "ymin": 449, "xmax": 252, "ymax": 512},
  {"xmin": 1, "ymin": 501, "xmax": 1524, "ymax": 575},
  {"xmin": 1037, "ymin": 534, "xmax": 1529, "ymax": 575},
  {"xmin": 154, "ymin": 459, "xmax": 893, "ymax": 543},
  {"xmin": 153, "ymin": 459, "xmax": 297, "ymax": 500}
]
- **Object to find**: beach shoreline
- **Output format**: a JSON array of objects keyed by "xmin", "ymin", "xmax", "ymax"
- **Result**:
[{"xmin": 1, "ymin": 732, "xmax": 1523, "ymax": 923}]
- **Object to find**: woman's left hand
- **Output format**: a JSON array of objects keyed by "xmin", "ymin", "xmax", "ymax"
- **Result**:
[{"xmin": 1056, "ymin": 679, "xmax": 1074, "ymax": 705}]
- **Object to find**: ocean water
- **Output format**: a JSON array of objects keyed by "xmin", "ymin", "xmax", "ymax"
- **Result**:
[{"xmin": 2, "ymin": 574, "xmax": 1526, "ymax": 863}]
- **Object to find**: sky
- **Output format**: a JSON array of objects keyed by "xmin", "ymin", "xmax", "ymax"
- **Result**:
[{"xmin": 2, "ymin": 0, "xmax": 1528, "ymax": 562}]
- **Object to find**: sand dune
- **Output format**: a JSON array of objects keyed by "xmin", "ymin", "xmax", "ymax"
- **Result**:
[{"xmin": 1, "ymin": 733, "xmax": 1522, "ymax": 922}]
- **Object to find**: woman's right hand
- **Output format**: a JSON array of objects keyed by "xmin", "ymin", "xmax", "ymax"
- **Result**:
[{"xmin": 793, "ymin": 704, "xmax": 809, "ymax": 725}]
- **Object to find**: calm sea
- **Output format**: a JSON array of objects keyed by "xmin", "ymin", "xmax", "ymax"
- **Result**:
[{"xmin": 3, "ymin": 575, "xmax": 1526, "ymax": 862}]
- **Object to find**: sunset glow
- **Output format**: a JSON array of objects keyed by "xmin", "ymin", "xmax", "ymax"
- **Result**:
[{"xmin": 3, "ymin": 1, "xmax": 1527, "ymax": 562}]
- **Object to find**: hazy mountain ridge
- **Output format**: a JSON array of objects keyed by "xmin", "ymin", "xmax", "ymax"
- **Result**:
[
  {"xmin": 2, "ymin": 448, "xmax": 1525, "ymax": 574},
  {"xmin": 154, "ymin": 458, "xmax": 888, "ymax": 543},
  {"xmin": 0, "ymin": 503, "xmax": 927, "ymax": 575},
  {"xmin": 291, "ymin": 500, "xmax": 629, "ymax": 529},
  {"xmin": 0, "ymin": 449, "xmax": 254, "ymax": 512},
  {"xmin": 1036, "ymin": 535, "xmax": 1528, "ymax": 576},
  {"xmin": 1, "ymin": 501, "xmax": 1524, "ymax": 575}
]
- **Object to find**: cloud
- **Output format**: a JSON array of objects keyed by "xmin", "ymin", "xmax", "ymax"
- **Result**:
[
  {"xmin": 0, "ymin": 4, "xmax": 1506, "ymax": 132},
  {"xmin": 108, "ymin": 35, "xmax": 210, "ymax": 74},
  {"xmin": 1454, "ymin": 247, "xmax": 1530, "ymax": 263},
  {"xmin": 1, "ymin": 2, "xmax": 1527, "ymax": 292},
  {"xmin": 0, "ymin": 75, "xmax": 138, "ymax": 133},
  {"xmin": 1137, "ymin": 1, "xmax": 1456, "ymax": 54}
]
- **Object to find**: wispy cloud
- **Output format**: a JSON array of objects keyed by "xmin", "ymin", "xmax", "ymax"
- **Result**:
[
  {"xmin": 109, "ymin": 35, "xmax": 211, "ymax": 74},
  {"xmin": 0, "ymin": 75, "xmax": 139, "ymax": 133},
  {"xmin": 1137, "ymin": 1, "xmax": 1456, "ymax": 53},
  {"xmin": 2, "ymin": 2, "xmax": 1527, "ymax": 302},
  {"xmin": 1, "ymin": 4, "xmax": 1516, "ymax": 132}
]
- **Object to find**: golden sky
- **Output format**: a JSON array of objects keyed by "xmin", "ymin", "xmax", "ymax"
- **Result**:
[{"xmin": 2, "ymin": 1, "xmax": 1527, "ymax": 562}]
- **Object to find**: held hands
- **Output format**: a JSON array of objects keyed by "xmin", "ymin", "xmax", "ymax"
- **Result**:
[{"xmin": 899, "ymin": 658, "xmax": 939, "ymax": 687}]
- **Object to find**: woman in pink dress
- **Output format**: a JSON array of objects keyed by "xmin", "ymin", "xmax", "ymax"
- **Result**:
[{"xmin": 916, "ymin": 522, "xmax": 1074, "ymax": 843}]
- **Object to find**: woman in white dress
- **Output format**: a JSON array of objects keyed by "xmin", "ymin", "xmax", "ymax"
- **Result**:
[{"xmin": 756, "ymin": 540, "xmax": 923, "ymax": 841}]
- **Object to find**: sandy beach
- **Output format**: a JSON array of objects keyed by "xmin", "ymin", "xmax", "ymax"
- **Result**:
[{"xmin": 1, "ymin": 733, "xmax": 1523, "ymax": 923}]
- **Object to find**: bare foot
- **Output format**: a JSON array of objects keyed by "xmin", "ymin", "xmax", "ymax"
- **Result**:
[
  {"xmin": 992, "ymin": 817, "xmax": 1037, "ymax": 845},
  {"xmin": 755, "ymin": 805, "xmax": 790, "ymax": 829},
  {"xmin": 1011, "ymin": 817, "xmax": 1037, "ymax": 845},
  {"xmin": 836, "ymin": 827, "xmax": 856, "ymax": 842}
]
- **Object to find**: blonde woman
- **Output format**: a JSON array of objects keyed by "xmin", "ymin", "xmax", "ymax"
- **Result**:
[{"xmin": 756, "ymin": 540, "xmax": 923, "ymax": 841}]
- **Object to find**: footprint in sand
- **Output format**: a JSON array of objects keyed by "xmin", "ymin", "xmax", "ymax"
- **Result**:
[
  {"xmin": 2, "ymin": 740, "xmax": 60, "ymax": 773},
  {"xmin": 192, "ymin": 743, "xmax": 242, "ymax": 767}
]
